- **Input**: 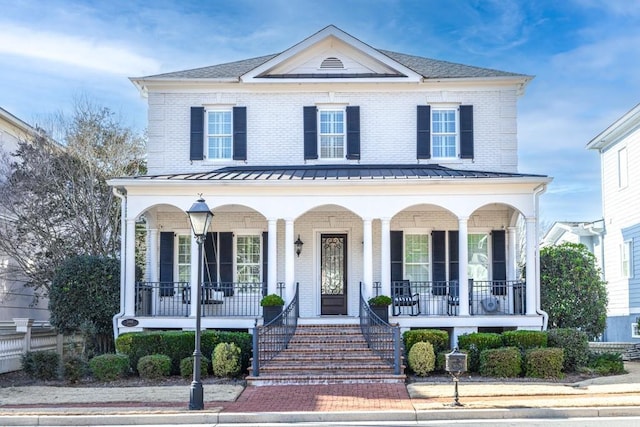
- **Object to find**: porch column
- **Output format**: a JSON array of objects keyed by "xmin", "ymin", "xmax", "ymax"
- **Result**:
[
  {"xmin": 507, "ymin": 226, "xmax": 517, "ymax": 281},
  {"xmin": 525, "ymin": 217, "xmax": 537, "ymax": 315},
  {"xmin": 124, "ymin": 218, "xmax": 137, "ymax": 316},
  {"xmin": 267, "ymin": 219, "xmax": 277, "ymax": 295},
  {"xmin": 189, "ymin": 235, "xmax": 199, "ymax": 318},
  {"xmin": 363, "ymin": 218, "xmax": 373, "ymax": 298},
  {"xmin": 458, "ymin": 217, "xmax": 470, "ymax": 316},
  {"xmin": 148, "ymin": 227, "xmax": 159, "ymax": 315},
  {"xmin": 380, "ymin": 218, "xmax": 391, "ymax": 297},
  {"xmin": 285, "ymin": 219, "xmax": 295, "ymax": 302}
]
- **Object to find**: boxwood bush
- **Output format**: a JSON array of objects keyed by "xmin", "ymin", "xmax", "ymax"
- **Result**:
[
  {"xmin": 501, "ymin": 330, "xmax": 547, "ymax": 353},
  {"xmin": 89, "ymin": 353, "xmax": 130, "ymax": 381},
  {"xmin": 407, "ymin": 341, "xmax": 436, "ymax": 376},
  {"xmin": 457, "ymin": 332, "xmax": 503, "ymax": 372},
  {"xmin": 547, "ymin": 328, "xmax": 589, "ymax": 372},
  {"xmin": 212, "ymin": 342, "xmax": 242, "ymax": 377},
  {"xmin": 479, "ymin": 347, "xmax": 521, "ymax": 378},
  {"xmin": 403, "ymin": 329, "xmax": 449, "ymax": 354},
  {"xmin": 137, "ymin": 354, "xmax": 172, "ymax": 379},
  {"xmin": 21, "ymin": 351, "xmax": 60, "ymax": 381},
  {"xmin": 525, "ymin": 347, "xmax": 564, "ymax": 379},
  {"xmin": 62, "ymin": 355, "xmax": 88, "ymax": 384},
  {"xmin": 180, "ymin": 356, "xmax": 210, "ymax": 379}
]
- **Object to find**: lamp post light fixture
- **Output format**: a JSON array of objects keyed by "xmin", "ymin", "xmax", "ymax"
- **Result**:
[
  {"xmin": 295, "ymin": 234, "xmax": 304, "ymax": 257},
  {"xmin": 186, "ymin": 197, "xmax": 213, "ymax": 411}
]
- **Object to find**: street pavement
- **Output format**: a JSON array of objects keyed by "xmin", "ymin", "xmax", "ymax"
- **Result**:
[{"xmin": 1, "ymin": 362, "xmax": 639, "ymax": 425}]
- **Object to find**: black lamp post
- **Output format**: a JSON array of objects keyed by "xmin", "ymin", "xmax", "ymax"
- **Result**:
[
  {"xmin": 445, "ymin": 347, "xmax": 467, "ymax": 407},
  {"xmin": 186, "ymin": 197, "xmax": 213, "ymax": 410}
]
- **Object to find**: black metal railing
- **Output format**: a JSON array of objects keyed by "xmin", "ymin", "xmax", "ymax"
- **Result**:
[
  {"xmin": 470, "ymin": 280, "xmax": 526, "ymax": 315},
  {"xmin": 359, "ymin": 283, "xmax": 401, "ymax": 375},
  {"xmin": 251, "ymin": 283, "xmax": 299, "ymax": 377}
]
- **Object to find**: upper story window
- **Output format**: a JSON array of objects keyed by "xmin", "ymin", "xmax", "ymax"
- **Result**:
[
  {"xmin": 207, "ymin": 110, "xmax": 233, "ymax": 160},
  {"xmin": 304, "ymin": 106, "xmax": 359, "ymax": 161},
  {"xmin": 618, "ymin": 147, "xmax": 628, "ymax": 189},
  {"xmin": 432, "ymin": 108, "xmax": 458, "ymax": 158},
  {"xmin": 319, "ymin": 109, "xmax": 345, "ymax": 159},
  {"xmin": 417, "ymin": 105, "xmax": 473, "ymax": 161},
  {"xmin": 621, "ymin": 240, "xmax": 633, "ymax": 278}
]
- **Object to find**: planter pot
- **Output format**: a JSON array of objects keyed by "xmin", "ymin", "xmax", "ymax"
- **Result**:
[
  {"xmin": 370, "ymin": 305, "xmax": 389, "ymax": 323},
  {"xmin": 263, "ymin": 306, "xmax": 283, "ymax": 325}
]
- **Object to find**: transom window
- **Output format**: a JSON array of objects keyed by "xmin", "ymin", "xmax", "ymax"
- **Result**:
[
  {"xmin": 432, "ymin": 108, "xmax": 458, "ymax": 158},
  {"xmin": 404, "ymin": 234, "xmax": 430, "ymax": 282},
  {"xmin": 236, "ymin": 235, "xmax": 261, "ymax": 283},
  {"xmin": 319, "ymin": 109, "xmax": 345, "ymax": 159},
  {"xmin": 468, "ymin": 233, "xmax": 489, "ymax": 281},
  {"xmin": 207, "ymin": 110, "xmax": 232, "ymax": 160},
  {"xmin": 177, "ymin": 235, "xmax": 191, "ymax": 283}
]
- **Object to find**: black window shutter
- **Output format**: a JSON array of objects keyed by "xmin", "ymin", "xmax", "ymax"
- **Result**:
[
  {"xmin": 203, "ymin": 232, "xmax": 218, "ymax": 283},
  {"xmin": 346, "ymin": 106, "xmax": 360, "ymax": 160},
  {"xmin": 232, "ymin": 106, "xmax": 247, "ymax": 160},
  {"xmin": 417, "ymin": 105, "xmax": 431, "ymax": 159},
  {"xmin": 449, "ymin": 230, "xmax": 459, "ymax": 283},
  {"xmin": 432, "ymin": 231, "xmax": 447, "ymax": 295},
  {"xmin": 190, "ymin": 107, "xmax": 204, "ymax": 161},
  {"xmin": 262, "ymin": 231, "xmax": 268, "ymax": 296},
  {"xmin": 459, "ymin": 105, "xmax": 474, "ymax": 159},
  {"xmin": 159, "ymin": 232, "xmax": 175, "ymax": 296},
  {"xmin": 390, "ymin": 231, "xmax": 403, "ymax": 282},
  {"xmin": 492, "ymin": 230, "xmax": 507, "ymax": 295},
  {"xmin": 303, "ymin": 106, "xmax": 318, "ymax": 159},
  {"xmin": 219, "ymin": 232, "xmax": 234, "ymax": 296}
]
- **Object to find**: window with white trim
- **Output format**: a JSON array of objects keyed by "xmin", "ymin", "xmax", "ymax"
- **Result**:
[
  {"xmin": 177, "ymin": 234, "xmax": 191, "ymax": 284},
  {"xmin": 468, "ymin": 233, "xmax": 489, "ymax": 281},
  {"xmin": 206, "ymin": 110, "xmax": 232, "ymax": 160},
  {"xmin": 618, "ymin": 147, "xmax": 628, "ymax": 189},
  {"xmin": 404, "ymin": 234, "xmax": 430, "ymax": 282},
  {"xmin": 236, "ymin": 235, "xmax": 261, "ymax": 283},
  {"xmin": 432, "ymin": 108, "xmax": 458, "ymax": 158},
  {"xmin": 319, "ymin": 109, "xmax": 345, "ymax": 159},
  {"xmin": 621, "ymin": 240, "xmax": 632, "ymax": 278}
]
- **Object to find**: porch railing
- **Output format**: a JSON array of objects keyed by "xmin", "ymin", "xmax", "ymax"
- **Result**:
[
  {"xmin": 251, "ymin": 283, "xmax": 299, "ymax": 377},
  {"xmin": 359, "ymin": 283, "xmax": 401, "ymax": 375}
]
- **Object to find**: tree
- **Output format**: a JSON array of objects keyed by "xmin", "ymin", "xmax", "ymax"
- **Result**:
[
  {"xmin": 540, "ymin": 242, "xmax": 608, "ymax": 339},
  {"xmin": 0, "ymin": 99, "xmax": 145, "ymax": 296}
]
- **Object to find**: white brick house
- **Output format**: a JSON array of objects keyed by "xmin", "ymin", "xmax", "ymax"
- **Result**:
[{"xmin": 109, "ymin": 25, "xmax": 551, "ymax": 344}]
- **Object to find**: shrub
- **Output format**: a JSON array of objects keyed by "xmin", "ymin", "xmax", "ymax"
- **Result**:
[
  {"xmin": 403, "ymin": 329, "xmax": 450, "ymax": 354},
  {"xmin": 368, "ymin": 295, "xmax": 392, "ymax": 306},
  {"xmin": 217, "ymin": 331, "xmax": 253, "ymax": 374},
  {"xmin": 260, "ymin": 294, "xmax": 284, "ymax": 306},
  {"xmin": 137, "ymin": 354, "xmax": 172, "ymax": 379},
  {"xmin": 479, "ymin": 347, "xmax": 521, "ymax": 378},
  {"xmin": 588, "ymin": 352, "xmax": 625, "ymax": 375},
  {"xmin": 212, "ymin": 342, "xmax": 242, "ymax": 377},
  {"xmin": 547, "ymin": 328, "xmax": 589, "ymax": 372},
  {"xmin": 525, "ymin": 347, "xmax": 564, "ymax": 379},
  {"xmin": 180, "ymin": 356, "xmax": 210, "ymax": 379},
  {"xmin": 62, "ymin": 355, "xmax": 88, "ymax": 384},
  {"xmin": 89, "ymin": 353, "xmax": 130, "ymax": 381},
  {"xmin": 21, "ymin": 351, "xmax": 60, "ymax": 381},
  {"xmin": 501, "ymin": 330, "xmax": 547, "ymax": 352},
  {"xmin": 457, "ymin": 333, "xmax": 503, "ymax": 372},
  {"xmin": 407, "ymin": 341, "xmax": 436, "ymax": 376}
]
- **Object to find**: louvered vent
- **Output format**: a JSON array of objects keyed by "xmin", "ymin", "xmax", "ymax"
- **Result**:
[{"xmin": 320, "ymin": 57, "xmax": 344, "ymax": 69}]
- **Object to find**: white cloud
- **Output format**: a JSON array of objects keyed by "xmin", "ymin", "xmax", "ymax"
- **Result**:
[{"xmin": 0, "ymin": 23, "xmax": 161, "ymax": 76}]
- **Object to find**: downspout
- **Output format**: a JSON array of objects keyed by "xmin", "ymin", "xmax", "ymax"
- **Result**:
[
  {"xmin": 112, "ymin": 187, "xmax": 127, "ymax": 340},
  {"xmin": 533, "ymin": 184, "xmax": 548, "ymax": 330}
]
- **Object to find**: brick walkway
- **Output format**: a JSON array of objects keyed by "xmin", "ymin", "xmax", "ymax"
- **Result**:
[{"xmin": 222, "ymin": 384, "xmax": 414, "ymax": 412}]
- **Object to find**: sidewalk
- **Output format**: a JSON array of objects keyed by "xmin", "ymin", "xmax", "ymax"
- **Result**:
[{"xmin": 1, "ymin": 362, "xmax": 639, "ymax": 425}]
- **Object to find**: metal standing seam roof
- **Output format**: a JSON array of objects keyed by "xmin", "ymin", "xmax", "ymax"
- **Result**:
[{"xmin": 122, "ymin": 164, "xmax": 547, "ymax": 182}]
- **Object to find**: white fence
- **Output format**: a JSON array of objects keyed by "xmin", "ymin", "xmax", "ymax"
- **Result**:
[{"xmin": 0, "ymin": 319, "xmax": 84, "ymax": 374}]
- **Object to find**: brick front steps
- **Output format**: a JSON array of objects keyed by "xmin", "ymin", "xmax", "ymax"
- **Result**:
[{"xmin": 247, "ymin": 324, "xmax": 406, "ymax": 385}]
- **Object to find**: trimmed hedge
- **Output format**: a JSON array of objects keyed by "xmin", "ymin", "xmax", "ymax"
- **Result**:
[
  {"xmin": 180, "ymin": 356, "xmax": 210, "ymax": 379},
  {"xmin": 457, "ymin": 333, "xmax": 503, "ymax": 372},
  {"xmin": 212, "ymin": 342, "xmax": 242, "ymax": 377},
  {"xmin": 547, "ymin": 328, "xmax": 589, "ymax": 372},
  {"xmin": 403, "ymin": 329, "xmax": 449, "ymax": 354},
  {"xmin": 501, "ymin": 330, "xmax": 547, "ymax": 352},
  {"xmin": 407, "ymin": 341, "xmax": 436, "ymax": 376},
  {"xmin": 525, "ymin": 347, "xmax": 564, "ymax": 379},
  {"xmin": 479, "ymin": 347, "xmax": 521, "ymax": 378},
  {"xmin": 89, "ymin": 353, "xmax": 130, "ymax": 381},
  {"xmin": 137, "ymin": 354, "xmax": 172, "ymax": 379},
  {"xmin": 22, "ymin": 351, "xmax": 60, "ymax": 381}
]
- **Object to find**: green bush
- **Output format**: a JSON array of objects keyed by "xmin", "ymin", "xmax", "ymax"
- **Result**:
[
  {"xmin": 89, "ymin": 353, "xmax": 130, "ymax": 381},
  {"xmin": 180, "ymin": 356, "xmax": 210, "ymax": 379},
  {"xmin": 525, "ymin": 347, "xmax": 564, "ymax": 379},
  {"xmin": 403, "ymin": 329, "xmax": 450, "ymax": 354},
  {"xmin": 457, "ymin": 333, "xmax": 503, "ymax": 372},
  {"xmin": 547, "ymin": 328, "xmax": 589, "ymax": 372},
  {"xmin": 137, "ymin": 354, "xmax": 172, "ymax": 379},
  {"xmin": 501, "ymin": 330, "xmax": 547, "ymax": 352},
  {"xmin": 212, "ymin": 342, "xmax": 242, "ymax": 377},
  {"xmin": 408, "ymin": 341, "xmax": 436, "ymax": 376},
  {"xmin": 62, "ymin": 355, "xmax": 88, "ymax": 384},
  {"xmin": 479, "ymin": 347, "xmax": 521, "ymax": 378},
  {"xmin": 588, "ymin": 352, "xmax": 625, "ymax": 375},
  {"xmin": 217, "ymin": 331, "xmax": 253, "ymax": 374},
  {"xmin": 21, "ymin": 351, "xmax": 60, "ymax": 381}
]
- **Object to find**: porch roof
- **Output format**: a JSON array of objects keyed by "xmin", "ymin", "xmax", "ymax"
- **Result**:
[{"xmin": 121, "ymin": 164, "xmax": 548, "ymax": 182}]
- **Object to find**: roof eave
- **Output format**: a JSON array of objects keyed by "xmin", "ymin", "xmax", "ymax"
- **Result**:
[{"xmin": 586, "ymin": 103, "xmax": 640, "ymax": 151}]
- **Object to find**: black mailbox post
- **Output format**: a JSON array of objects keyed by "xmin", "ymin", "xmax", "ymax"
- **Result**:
[{"xmin": 445, "ymin": 347, "xmax": 467, "ymax": 406}]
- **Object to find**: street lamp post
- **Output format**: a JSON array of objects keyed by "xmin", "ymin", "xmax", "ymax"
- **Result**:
[{"xmin": 186, "ymin": 197, "xmax": 213, "ymax": 411}]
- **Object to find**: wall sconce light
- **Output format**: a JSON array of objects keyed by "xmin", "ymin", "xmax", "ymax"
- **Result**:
[{"xmin": 295, "ymin": 235, "xmax": 304, "ymax": 257}]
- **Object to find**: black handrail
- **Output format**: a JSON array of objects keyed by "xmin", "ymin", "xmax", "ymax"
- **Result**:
[
  {"xmin": 251, "ymin": 283, "xmax": 299, "ymax": 377},
  {"xmin": 359, "ymin": 283, "xmax": 401, "ymax": 375}
]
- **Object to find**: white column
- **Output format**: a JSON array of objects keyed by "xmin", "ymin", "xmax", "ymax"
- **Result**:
[
  {"xmin": 380, "ymin": 218, "xmax": 391, "ymax": 297},
  {"xmin": 285, "ymin": 219, "xmax": 295, "ymax": 302},
  {"xmin": 458, "ymin": 217, "xmax": 470, "ymax": 316},
  {"xmin": 507, "ymin": 226, "xmax": 517, "ymax": 281},
  {"xmin": 267, "ymin": 219, "xmax": 278, "ymax": 295},
  {"xmin": 190, "ymin": 235, "xmax": 199, "ymax": 318},
  {"xmin": 525, "ymin": 217, "xmax": 537, "ymax": 315},
  {"xmin": 363, "ymin": 218, "xmax": 373, "ymax": 298},
  {"xmin": 124, "ymin": 218, "xmax": 137, "ymax": 316}
]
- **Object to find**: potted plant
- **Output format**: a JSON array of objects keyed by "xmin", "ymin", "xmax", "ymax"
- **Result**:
[
  {"xmin": 260, "ymin": 294, "xmax": 285, "ymax": 324},
  {"xmin": 368, "ymin": 295, "xmax": 392, "ymax": 323}
]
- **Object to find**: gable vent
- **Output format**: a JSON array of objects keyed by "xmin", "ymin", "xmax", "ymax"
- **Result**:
[{"xmin": 320, "ymin": 57, "xmax": 344, "ymax": 69}]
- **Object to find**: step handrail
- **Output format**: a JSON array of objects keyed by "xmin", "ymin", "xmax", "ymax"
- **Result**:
[
  {"xmin": 359, "ymin": 283, "xmax": 402, "ymax": 375},
  {"xmin": 251, "ymin": 283, "xmax": 299, "ymax": 377}
]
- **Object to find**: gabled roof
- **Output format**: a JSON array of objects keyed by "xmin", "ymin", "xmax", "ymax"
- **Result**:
[{"xmin": 586, "ymin": 103, "xmax": 640, "ymax": 151}]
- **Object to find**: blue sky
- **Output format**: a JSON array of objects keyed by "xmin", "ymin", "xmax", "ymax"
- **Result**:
[{"xmin": 2, "ymin": 0, "xmax": 639, "ymax": 226}]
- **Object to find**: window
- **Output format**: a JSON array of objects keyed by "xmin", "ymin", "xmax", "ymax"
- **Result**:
[
  {"xmin": 319, "ymin": 109, "xmax": 345, "ymax": 159},
  {"xmin": 207, "ymin": 110, "xmax": 232, "ymax": 160},
  {"xmin": 621, "ymin": 240, "xmax": 632, "ymax": 278},
  {"xmin": 618, "ymin": 147, "xmax": 628, "ymax": 188},
  {"xmin": 176, "ymin": 235, "xmax": 191, "ymax": 288},
  {"xmin": 432, "ymin": 108, "xmax": 457, "ymax": 158},
  {"xmin": 236, "ymin": 235, "xmax": 261, "ymax": 283},
  {"xmin": 468, "ymin": 233, "xmax": 489, "ymax": 281},
  {"xmin": 404, "ymin": 234, "xmax": 430, "ymax": 282}
]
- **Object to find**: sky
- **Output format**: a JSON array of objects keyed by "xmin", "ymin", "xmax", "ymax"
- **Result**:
[{"xmin": 1, "ymin": 0, "xmax": 640, "ymax": 226}]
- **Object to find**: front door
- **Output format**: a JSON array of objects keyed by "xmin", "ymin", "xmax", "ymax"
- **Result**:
[{"xmin": 320, "ymin": 234, "xmax": 348, "ymax": 315}]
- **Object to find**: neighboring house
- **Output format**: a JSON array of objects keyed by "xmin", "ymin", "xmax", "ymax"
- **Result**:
[
  {"xmin": 587, "ymin": 103, "xmax": 640, "ymax": 342},
  {"xmin": 0, "ymin": 107, "xmax": 49, "ymax": 322},
  {"xmin": 541, "ymin": 220, "xmax": 604, "ymax": 270},
  {"xmin": 109, "ymin": 26, "xmax": 551, "ymax": 346}
]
